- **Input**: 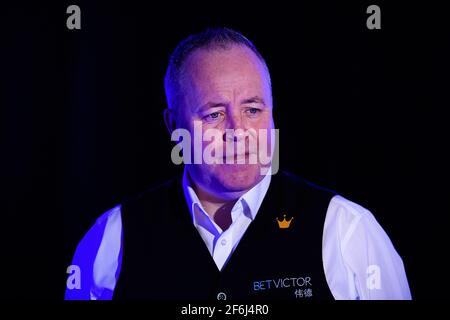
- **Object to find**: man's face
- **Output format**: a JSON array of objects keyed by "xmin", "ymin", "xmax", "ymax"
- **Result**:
[{"xmin": 176, "ymin": 45, "xmax": 274, "ymax": 199}]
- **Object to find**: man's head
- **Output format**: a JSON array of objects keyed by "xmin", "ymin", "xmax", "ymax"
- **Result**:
[{"xmin": 164, "ymin": 27, "xmax": 274, "ymax": 201}]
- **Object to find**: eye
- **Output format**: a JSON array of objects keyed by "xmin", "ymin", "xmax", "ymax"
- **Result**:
[
  {"xmin": 203, "ymin": 111, "xmax": 224, "ymax": 123},
  {"xmin": 246, "ymin": 107, "xmax": 261, "ymax": 117}
]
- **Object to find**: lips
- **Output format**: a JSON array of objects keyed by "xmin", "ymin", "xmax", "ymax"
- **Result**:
[
  {"xmin": 224, "ymin": 152, "xmax": 250, "ymax": 158},
  {"xmin": 221, "ymin": 152, "xmax": 260, "ymax": 165}
]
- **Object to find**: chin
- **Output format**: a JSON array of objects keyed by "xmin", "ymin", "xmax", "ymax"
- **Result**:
[{"xmin": 214, "ymin": 163, "xmax": 263, "ymax": 192}]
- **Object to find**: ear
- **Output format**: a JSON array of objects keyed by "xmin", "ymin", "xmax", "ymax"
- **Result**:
[{"xmin": 163, "ymin": 108, "xmax": 176, "ymax": 135}]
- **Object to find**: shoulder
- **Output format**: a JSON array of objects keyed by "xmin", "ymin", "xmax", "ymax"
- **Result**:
[
  {"xmin": 278, "ymin": 172, "xmax": 392, "ymax": 255},
  {"xmin": 325, "ymin": 194, "xmax": 383, "ymax": 252},
  {"xmin": 95, "ymin": 204, "xmax": 122, "ymax": 227},
  {"xmin": 277, "ymin": 170, "xmax": 337, "ymax": 195},
  {"xmin": 75, "ymin": 204, "xmax": 122, "ymax": 255},
  {"xmin": 324, "ymin": 194, "xmax": 405, "ymax": 279},
  {"xmin": 277, "ymin": 171, "xmax": 367, "ymax": 221},
  {"xmin": 326, "ymin": 195, "xmax": 371, "ymax": 227}
]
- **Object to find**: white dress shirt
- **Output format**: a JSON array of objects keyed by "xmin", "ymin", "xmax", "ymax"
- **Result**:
[
  {"xmin": 65, "ymin": 170, "xmax": 411, "ymax": 300},
  {"xmin": 183, "ymin": 169, "xmax": 272, "ymax": 271}
]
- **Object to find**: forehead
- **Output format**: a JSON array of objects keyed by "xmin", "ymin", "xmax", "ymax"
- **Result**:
[{"xmin": 181, "ymin": 45, "xmax": 269, "ymax": 100}]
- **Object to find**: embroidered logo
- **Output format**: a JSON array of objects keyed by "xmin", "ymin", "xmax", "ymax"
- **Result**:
[
  {"xmin": 276, "ymin": 214, "xmax": 294, "ymax": 229},
  {"xmin": 253, "ymin": 276, "xmax": 313, "ymax": 299}
]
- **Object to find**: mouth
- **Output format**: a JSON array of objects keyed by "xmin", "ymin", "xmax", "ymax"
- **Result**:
[{"xmin": 222, "ymin": 152, "xmax": 255, "ymax": 163}]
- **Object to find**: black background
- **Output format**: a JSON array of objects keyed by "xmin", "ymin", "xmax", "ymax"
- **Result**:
[{"xmin": 1, "ymin": 1, "xmax": 448, "ymax": 299}]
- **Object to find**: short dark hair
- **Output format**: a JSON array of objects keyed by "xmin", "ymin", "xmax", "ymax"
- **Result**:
[{"xmin": 164, "ymin": 27, "xmax": 271, "ymax": 112}]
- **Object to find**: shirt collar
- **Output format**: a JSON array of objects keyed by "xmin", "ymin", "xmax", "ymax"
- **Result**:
[{"xmin": 182, "ymin": 167, "xmax": 272, "ymax": 227}]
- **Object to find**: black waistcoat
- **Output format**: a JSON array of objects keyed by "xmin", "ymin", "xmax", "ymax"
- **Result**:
[{"xmin": 114, "ymin": 171, "xmax": 336, "ymax": 300}]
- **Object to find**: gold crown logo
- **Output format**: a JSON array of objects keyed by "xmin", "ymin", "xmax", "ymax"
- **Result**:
[{"xmin": 276, "ymin": 214, "xmax": 294, "ymax": 229}]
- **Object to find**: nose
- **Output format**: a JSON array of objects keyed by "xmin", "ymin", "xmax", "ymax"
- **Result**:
[{"xmin": 223, "ymin": 112, "xmax": 245, "ymax": 142}]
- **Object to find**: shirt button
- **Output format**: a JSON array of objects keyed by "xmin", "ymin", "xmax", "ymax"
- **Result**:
[
  {"xmin": 217, "ymin": 292, "xmax": 227, "ymax": 300},
  {"xmin": 221, "ymin": 239, "xmax": 227, "ymax": 246}
]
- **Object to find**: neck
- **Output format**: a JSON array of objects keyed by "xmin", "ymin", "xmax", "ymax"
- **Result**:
[{"xmin": 192, "ymin": 183, "xmax": 243, "ymax": 231}]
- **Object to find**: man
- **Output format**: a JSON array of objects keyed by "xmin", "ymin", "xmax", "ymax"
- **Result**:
[{"xmin": 65, "ymin": 28, "xmax": 411, "ymax": 300}]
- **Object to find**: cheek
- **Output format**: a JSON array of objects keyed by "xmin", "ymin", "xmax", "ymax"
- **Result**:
[
  {"xmin": 201, "ymin": 128, "xmax": 224, "ymax": 150},
  {"xmin": 250, "ymin": 112, "xmax": 272, "ymax": 130}
]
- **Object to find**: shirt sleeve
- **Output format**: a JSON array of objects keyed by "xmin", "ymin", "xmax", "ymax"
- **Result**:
[
  {"xmin": 323, "ymin": 195, "xmax": 412, "ymax": 300},
  {"xmin": 64, "ymin": 205, "xmax": 122, "ymax": 300}
]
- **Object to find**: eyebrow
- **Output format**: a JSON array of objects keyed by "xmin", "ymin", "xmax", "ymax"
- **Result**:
[
  {"xmin": 196, "ymin": 101, "xmax": 228, "ymax": 113},
  {"xmin": 240, "ymin": 96, "xmax": 266, "ymax": 105},
  {"xmin": 197, "ymin": 96, "xmax": 266, "ymax": 112}
]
